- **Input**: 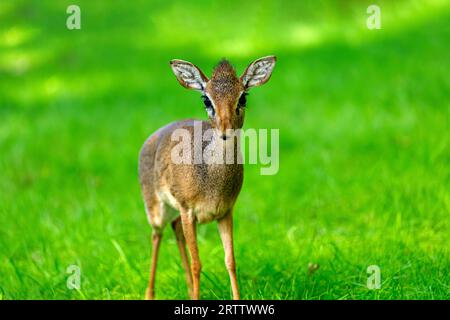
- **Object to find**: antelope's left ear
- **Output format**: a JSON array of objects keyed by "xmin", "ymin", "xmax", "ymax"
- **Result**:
[{"xmin": 240, "ymin": 55, "xmax": 276, "ymax": 89}]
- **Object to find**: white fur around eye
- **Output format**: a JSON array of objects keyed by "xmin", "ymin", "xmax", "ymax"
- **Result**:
[
  {"xmin": 203, "ymin": 93, "xmax": 216, "ymax": 117},
  {"xmin": 206, "ymin": 107, "xmax": 215, "ymax": 117}
]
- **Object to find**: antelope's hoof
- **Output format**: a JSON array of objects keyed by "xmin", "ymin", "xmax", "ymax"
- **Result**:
[{"xmin": 145, "ymin": 288, "xmax": 155, "ymax": 300}]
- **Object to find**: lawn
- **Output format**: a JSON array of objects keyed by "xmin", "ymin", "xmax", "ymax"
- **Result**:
[{"xmin": 0, "ymin": 0, "xmax": 449, "ymax": 299}]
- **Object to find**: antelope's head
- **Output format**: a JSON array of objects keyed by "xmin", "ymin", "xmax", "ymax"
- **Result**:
[{"xmin": 170, "ymin": 56, "xmax": 276, "ymax": 140}]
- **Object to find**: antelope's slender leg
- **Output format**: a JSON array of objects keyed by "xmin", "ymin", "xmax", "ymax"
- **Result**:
[
  {"xmin": 172, "ymin": 217, "xmax": 193, "ymax": 298},
  {"xmin": 145, "ymin": 232, "xmax": 162, "ymax": 300},
  {"xmin": 218, "ymin": 212, "xmax": 240, "ymax": 300},
  {"xmin": 180, "ymin": 210, "xmax": 201, "ymax": 300}
]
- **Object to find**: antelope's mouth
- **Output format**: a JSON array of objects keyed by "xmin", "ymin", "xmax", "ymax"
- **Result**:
[{"xmin": 216, "ymin": 128, "xmax": 234, "ymax": 141}]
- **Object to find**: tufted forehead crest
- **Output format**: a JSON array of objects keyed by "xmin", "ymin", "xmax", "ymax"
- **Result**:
[
  {"xmin": 212, "ymin": 60, "xmax": 236, "ymax": 78},
  {"xmin": 210, "ymin": 59, "xmax": 240, "ymax": 95}
]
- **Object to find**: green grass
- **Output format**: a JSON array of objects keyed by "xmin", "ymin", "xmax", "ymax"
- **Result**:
[{"xmin": 0, "ymin": 0, "xmax": 449, "ymax": 299}]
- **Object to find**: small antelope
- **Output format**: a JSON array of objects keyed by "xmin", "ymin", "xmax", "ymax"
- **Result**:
[{"xmin": 139, "ymin": 56, "xmax": 276, "ymax": 300}]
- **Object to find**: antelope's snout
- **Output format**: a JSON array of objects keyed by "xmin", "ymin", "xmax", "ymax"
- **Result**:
[
  {"xmin": 212, "ymin": 99, "xmax": 243, "ymax": 141},
  {"xmin": 216, "ymin": 113, "xmax": 233, "ymax": 140}
]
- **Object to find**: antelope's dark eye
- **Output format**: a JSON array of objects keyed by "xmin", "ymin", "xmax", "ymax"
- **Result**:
[
  {"xmin": 202, "ymin": 95, "xmax": 215, "ymax": 115},
  {"xmin": 238, "ymin": 93, "xmax": 247, "ymax": 107},
  {"xmin": 236, "ymin": 93, "xmax": 247, "ymax": 115},
  {"xmin": 202, "ymin": 95, "xmax": 212, "ymax": 108}
]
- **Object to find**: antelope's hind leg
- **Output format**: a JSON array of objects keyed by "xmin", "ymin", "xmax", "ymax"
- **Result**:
[{"xmin": 172, "ymin": 217, "xmax": 193, "ymax": 298}]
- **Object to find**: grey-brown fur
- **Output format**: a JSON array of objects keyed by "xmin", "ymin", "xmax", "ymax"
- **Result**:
[{"xmin": 139, "ymin": 119, "xmax": 243, "ymax": 229}]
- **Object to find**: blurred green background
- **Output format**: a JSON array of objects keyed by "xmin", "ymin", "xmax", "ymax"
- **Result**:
[{"xmin": 0, "ymin": 0, "xmax": 449, "ymax": 299}]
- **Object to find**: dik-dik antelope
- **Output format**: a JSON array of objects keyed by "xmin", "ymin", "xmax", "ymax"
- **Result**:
[{"xmin": 139, "ymin": 56, "xmax": 276, "ymax": 299}]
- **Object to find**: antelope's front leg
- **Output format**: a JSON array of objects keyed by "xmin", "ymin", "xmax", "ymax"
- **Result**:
[
  {"xmin": 218, "ymin": 211, "xmax": 240, "ymax": 300},
  {"xmin": 180, "ymin": 209, "xmax": 201, "ymax": 300}
]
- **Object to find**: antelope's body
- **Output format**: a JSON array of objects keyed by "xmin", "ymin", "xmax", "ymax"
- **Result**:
[
  {"xmin": 139, "ymin": 56, "xmax": 276, "ymax": 300},
  {"xmin": 139, "ymin": 119, "xmax": 243, "ymax": 227}
]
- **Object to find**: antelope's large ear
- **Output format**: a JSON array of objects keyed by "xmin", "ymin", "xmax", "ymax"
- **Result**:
[
  {"xmin": 241, "ymin": 56, "xmax": 276, "ymax": 89},
  {"xmin": 170, "ymin": 59, "xmax": 208, "ymax": 90}
]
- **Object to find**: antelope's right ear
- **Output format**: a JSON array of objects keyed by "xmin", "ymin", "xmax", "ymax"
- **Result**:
[{"xmin": 170, "ymin": 59, "xmax": 209, "ymax": 91}]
